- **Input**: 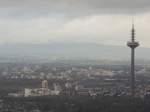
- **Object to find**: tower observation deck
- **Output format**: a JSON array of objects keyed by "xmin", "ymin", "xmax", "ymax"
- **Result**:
[{"xmin": 127, "ymin": 23, "xmax": 139, "ymax": 97}]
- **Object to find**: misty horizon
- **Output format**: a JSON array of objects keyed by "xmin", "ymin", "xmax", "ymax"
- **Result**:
[{"xmin": 0, "ymin": 42, "xmax": 149, "ymax": 62}]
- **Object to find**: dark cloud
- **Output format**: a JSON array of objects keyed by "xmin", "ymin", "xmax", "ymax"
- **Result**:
[{"xmin": 0, "ymin": 0, "xmax": 150, "ymax": 18}]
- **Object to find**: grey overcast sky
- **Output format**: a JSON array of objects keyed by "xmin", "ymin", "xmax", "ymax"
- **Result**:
[{"xmin": 0, "ymin": 0, "xmax": 150, "ymax": 47}]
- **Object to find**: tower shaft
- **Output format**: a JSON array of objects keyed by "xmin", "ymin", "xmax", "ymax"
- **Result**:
[{"xmin": 131, "ymin": 48, "xmax": 135, "ymax": 96}]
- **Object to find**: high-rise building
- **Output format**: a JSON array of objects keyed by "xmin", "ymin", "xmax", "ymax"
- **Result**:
[
  {"xmin": 127, "ymin": 22, "xmax": 140, "ymax": 97},
  {"xmin": 42, "ymin": 80, "xmax": 48, "ymax": 89},
  {"xmin": 42, "ymin": 80, "xmax": 49, "ymax": 95}
]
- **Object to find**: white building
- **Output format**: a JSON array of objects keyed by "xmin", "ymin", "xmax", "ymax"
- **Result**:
[{"xmin": 24, "ymin": 80, "xmax": 61, "ymax": 97}]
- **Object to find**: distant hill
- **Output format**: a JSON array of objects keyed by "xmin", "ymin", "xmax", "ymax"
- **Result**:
[{"xmin": 0, "ymin": 43, "xmax": 149, "ymax": 62}]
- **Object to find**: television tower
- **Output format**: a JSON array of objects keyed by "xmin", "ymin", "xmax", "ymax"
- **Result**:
[{"xmin": 127, "ymin": 21, "xmax": 139, "ymax": 97}]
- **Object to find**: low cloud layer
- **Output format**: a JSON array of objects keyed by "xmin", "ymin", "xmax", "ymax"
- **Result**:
[
  {"xmin": 0, "ymin": 0, "xmax": 149, "ymax": 47},
  {"xmin": 0, "ymin": 0, "xmax": 150, "ymax": 18}
]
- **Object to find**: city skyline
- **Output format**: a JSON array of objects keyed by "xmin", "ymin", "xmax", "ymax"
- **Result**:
[{"xmin": 0, "ymin": 1, "xmax": 150, "ymax": 112}]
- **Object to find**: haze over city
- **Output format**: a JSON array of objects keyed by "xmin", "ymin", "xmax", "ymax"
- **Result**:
[{"xmin": 1, "ymin": 1, "xmax": 150, "ymax": 112}]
